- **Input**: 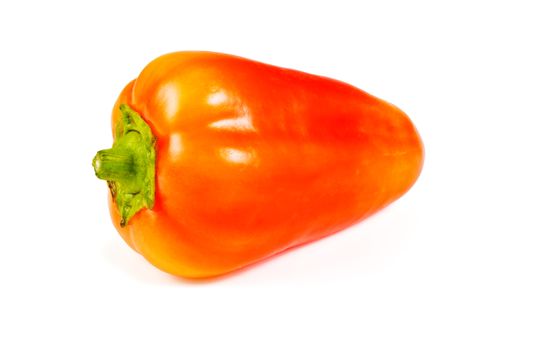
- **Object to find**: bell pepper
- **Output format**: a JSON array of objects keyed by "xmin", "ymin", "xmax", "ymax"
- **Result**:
[{"xmin": 92, "ymin": 51, "xmax": 424, "ymax": 278}]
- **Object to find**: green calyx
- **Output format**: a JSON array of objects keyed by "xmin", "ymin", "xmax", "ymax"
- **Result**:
[{"xmin": 92, "ymin": 104, "xmax": 156, "ymax": 227}]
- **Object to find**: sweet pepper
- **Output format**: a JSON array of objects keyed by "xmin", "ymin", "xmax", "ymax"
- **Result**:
[{"xmin": 92, "ymin": 51, "xmax": 424, "ymax": 278}]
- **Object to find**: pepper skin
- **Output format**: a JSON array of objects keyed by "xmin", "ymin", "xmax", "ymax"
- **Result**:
[{"xmin": 93, "ymin": 51, "xmax": 424, "ymax": 278}]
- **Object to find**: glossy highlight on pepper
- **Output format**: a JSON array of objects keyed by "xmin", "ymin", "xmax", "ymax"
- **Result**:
[{"xmin": 93, "ymin": 51, "xmax": 424, "ymax": 278}]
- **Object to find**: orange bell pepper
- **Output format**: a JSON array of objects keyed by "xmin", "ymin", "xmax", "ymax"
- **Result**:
[{"xmin": 92, "ymin": 51, "xmax": 424, "ymax": 278}]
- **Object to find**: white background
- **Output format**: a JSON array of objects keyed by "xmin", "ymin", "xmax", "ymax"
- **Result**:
[{"xmin": 1, "ymin": 0, "xmax": 532, "ymax": 349}]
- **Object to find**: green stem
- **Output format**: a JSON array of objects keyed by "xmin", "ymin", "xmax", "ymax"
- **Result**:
[
  {"xmin": 93, "ymin": 148, "xmax": 136, "ymax": 182},
  {"xmin": 92, "ymin": 104, "xmax": 156, "ymax": 227}
]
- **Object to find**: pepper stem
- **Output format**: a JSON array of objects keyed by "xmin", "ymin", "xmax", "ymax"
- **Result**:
[
  {"xmin": 92, "ymin": 104, "xmax": 156, "ymax": 226},
  {"xmin": 93, "ymin": 148, "xmax": 136, "ymax": 182}
]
